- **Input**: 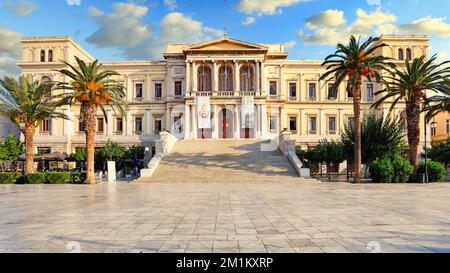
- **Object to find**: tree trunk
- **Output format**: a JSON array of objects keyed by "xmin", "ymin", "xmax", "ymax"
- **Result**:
[
  {"xmin": 353, "ymin": 76, "xmax": 362, "ymax": 183},
  {"xmin": 24, "ymin": 124, "xmax": 36, "ymax": 176},
  {"xmin": 406, "ymin": 99, "xmax": 421, "ymax": 178},
  {"xmin": 84, "ymin": 104, "xmax": 97, "ymax": 184}
]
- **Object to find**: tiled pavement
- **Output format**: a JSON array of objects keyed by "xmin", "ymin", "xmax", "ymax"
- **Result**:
[{"xmin": 1, "ymin": 181, "xmax": 450, "ymax": 253}]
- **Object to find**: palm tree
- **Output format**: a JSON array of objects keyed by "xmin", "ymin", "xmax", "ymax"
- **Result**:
[
  {"xmin": 424, "ymin": 83, "xmax": 450, "ymax": 121},
  {"xmin": 373, "ymin": 55, "xmax": 450, "ymax": 175},
  {"xmin": 57, "ymin": 57, "xmax": 126, "ymax": 184},
  {"xmin": 0, "ymin": 76, "xmax": 67, "ymax": 175},
  {"xmin": 321, "ymin": 36, "xmax": 394, "ymax": 183}
]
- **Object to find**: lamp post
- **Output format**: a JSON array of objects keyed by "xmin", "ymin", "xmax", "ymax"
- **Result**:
[{"xmin": 144, "ymin": 147, "xmax": 151, "ymax": 169}]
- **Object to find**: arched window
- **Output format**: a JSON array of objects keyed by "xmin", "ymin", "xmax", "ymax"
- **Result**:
[
  {"xmin": 40, "ymin": 50, "xmax": 46, "ymax": 62},
  {"xmin": 197, "ymin": 65, "xmax": 212, "ymax": 91},
  {"xmin": 239, "ymin": 64, "xmax": 254, "ymax": 91},
  {"xmin": 41, "ymin": 76, "xmax": 52, "ymax": 98},
  {"xmin": 219, "ymin": 64, "xmax": 233, "ymax": 91},
  {"xmin": 406, "ymin": 48, "xmax": 412, "ymax": 61},
  {"xmin": 48, "ymin": 50, "xmax": 53, "ymax": 62},
  {"xmin": 398, "ymin": 49, "xmax": 404, "ymax": 61}
]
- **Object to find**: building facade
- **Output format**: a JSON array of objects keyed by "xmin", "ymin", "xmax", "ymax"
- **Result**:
[
  {"xmin": 18, "ymin": 35, "xmax": 431, "ymax": 154},
  {"xmin": 430, "ymin": 111, "xmax": 450, "ymax": 142}
]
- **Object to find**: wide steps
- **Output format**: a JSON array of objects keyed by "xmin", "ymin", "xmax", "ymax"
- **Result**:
[{"xmin": 138, "ymin": 140, "xmax": 315, "ymax": 183}]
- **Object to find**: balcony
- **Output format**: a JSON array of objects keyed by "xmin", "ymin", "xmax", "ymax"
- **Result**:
[
  {"xmin": 167, "ymin": 95, "xmax": 185, "ymax": 101},
  {"xmin": 114, "ymin": 131, "xmax": 123, "ymax": 136},
  {"xmin": 134, "ymin": 131, "xmax": 143, "ymax": 136},
  {"xmin": 288, "ymin": 96, "xmax": 297, "ymax": 102},
  {"xmin": 308, "ymin": 97, "xmax": 317, "ymax": 102},
  {"xmin": 39, "ymin": 131, "xmax": 51, "ymax": 136},
  {"xmin": 186, "ymin": 90, "xmax": 265, "ymax": 98},
  {"xmin": 133, "ymin": 97, "xmax": 144, "ymax": 103}
]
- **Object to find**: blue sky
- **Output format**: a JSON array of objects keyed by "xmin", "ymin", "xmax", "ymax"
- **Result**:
[{"xmin": 1, "ymin": 0, "xmax": 450, "ymax": 74}]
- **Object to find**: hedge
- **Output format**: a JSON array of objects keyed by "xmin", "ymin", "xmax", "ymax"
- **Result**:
[
  {"xmin": 46, "ymin": 172, "xmax": 71, "ymax": 184},
  {"xmin": 0, "ymin": 172, "xmax": 23, "ymax": 184},
  {"xmin": 418, "ymin": 161, "xmax": 447, "ymax": 182},
  {"xmin": 26, "ymin": 173, "xmax": 47, "ymax": 184},
  {"xmin": 369, "ymin": 158, "xmax": 413, "ymax": 183}
]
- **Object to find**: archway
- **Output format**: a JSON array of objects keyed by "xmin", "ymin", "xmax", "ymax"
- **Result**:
[{"xmin": 218, "ymin": 108, "xmax": 234, "ymax": 139}]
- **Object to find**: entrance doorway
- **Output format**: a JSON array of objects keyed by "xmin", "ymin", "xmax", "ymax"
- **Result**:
[{"xmin": 219, "ymin": 108, "xmax": 234, "ymax": 139}]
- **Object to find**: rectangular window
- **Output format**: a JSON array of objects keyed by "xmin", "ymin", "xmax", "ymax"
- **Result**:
[
  {"xmin": 308, "ymin": 116, "xmax": 317, "ymax": 133},
  {"xmin": 40, "ymin": 119, "xmax": 51, "ymax": 132},
  {"xmin": 289, "ymin": 116, "xmax": 297, "ymax": 133},
  {"xmin": 269, "ymin": 81, "xmax": 277, "ymax": 96},
  {"xmin": 328, "ymin": 83, "xmax": 336, "ymax": 100},
  {"xmin": 270, "ymin": 115, "xmax": 278, "ymax": 133},
  {"xmin": 289, "ymin": 83, "xmax": 297, "ymax": 98},
  {"xmin": 366, "ymin": 83, "xmax": 374, "ymax": 100},
  {"xmin": 431, "ymin": 122, "xmax": 437, "ymax": 136},
  {"xmin": 135, "ymin": 117, "xmax": 143, "ymax": 132},
  {"xmin": 308, "ymin": 83, "xmax": 316, "ymax": 101},
  {"xmin": 328, "ymin": 116, "xmax": 336, "ymax": 134},
  {"xmin": 97, "ymin": 118, "xmax": 104, "ymax": 132},
  {"xmin": 38, "ymin": 147, "xmax": 51, "ymax": 155},
  {"xmin": 78, "ymin": 118, "xmax": 84, "ymax": 132},
  {"xmin": 174, "ymin": 81, "xmax": 182, "ymax": 96},
  {"xmin": 154, "ymin": 118, "xmax": 162, "ymax": 134},
  {"xmin": 135, "ymin": 83, "xmax": 143, "ymax": 98},
  {"xmin": 347, "ymin": 116, "xmax": 355, "ymax": 129},
  {"xmin": 446, "ymin": 119, "xmax": 450, "ymax": 134},
  {"xmin": 155, "ymin": 83, "xmax": 162, "ymax": 98},
  {"xmin": 116, "ymin": 117, "xmax": 123, "ymax": 132}
]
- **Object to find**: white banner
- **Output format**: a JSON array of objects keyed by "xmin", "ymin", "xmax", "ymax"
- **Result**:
[
  {"xmin": 241, "ymin": 96, "xmax": 255, "ymax": 129},
  {"xmin": 197, "ymin": 96, "xmax": 211, "ymax": 129}
]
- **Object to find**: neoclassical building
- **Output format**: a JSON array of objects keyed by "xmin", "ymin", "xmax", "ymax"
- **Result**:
[{"xmin": 18, "ymin": 35, "xmax": 431, "ymax": 154}]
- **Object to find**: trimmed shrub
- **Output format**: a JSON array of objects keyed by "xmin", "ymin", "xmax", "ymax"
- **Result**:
[
  {"xmin": 26, "ymin": 173, "xmax": 46, "ymax": 184},
  {"xmin": 70, "ymin": 172, "xmax": 87, "ymax": 184},
  {"xmin": 392, "ymin": 158, "xmax": 414, "ymax": 183},
  {"xmin": 46, "ymin": 172, "xmax": 70, "ymax": 184},
  {"xmin": 418, "ymin": 160, "xmax": 447, "ymax": 182},
  {"xmin": 369, "ymin": 159, "xmax": 394, "ymax": 183},
  {"xmin": 0, "ymin": 172, "xmax": 22, "ymax": 184}
]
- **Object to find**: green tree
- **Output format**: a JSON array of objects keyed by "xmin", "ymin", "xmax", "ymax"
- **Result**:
[
  {"xmin": 0, "ymin": 76, "xmax": 67, "ymax": 175},
  {"xmin": 373, "ymin": 55, "xmax": 450, "ymax": 175},
  {"xmin": 0, "ymin": 134, "xmax": 24, "ymax": 171},
  {"xmin": 317, "ymin": 139, "xmax": 346, "ymax": 175},
  {"xmin": 341, "ymin": 115, "xmax": 406, "ymax": 176},
  {"xmin": 69, "ymin": 147, "xmax": 87, "ymax": 171},
  {"xmin": 321, "ymin": 36, "xmax": 394, "ymax": 183},
  {"xmin": 57, "ymin": 57, "xmax": 127, "ymax": 184},
  {"xmin": 426, "ymin": 138, "xmax": 450, "ymax": 168},
  {"xmin": 100, "ymin": 140, "xmax": 126, "ymax": 161}
]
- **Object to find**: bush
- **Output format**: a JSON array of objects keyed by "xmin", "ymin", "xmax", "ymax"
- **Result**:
[
  {"xmin": 0, "ymin": 172, "xmax": 22, "ymax": 184},
  {"xmin": 392, "ymin": 158, "xmax": 414, "ymax": 183},
  {"xmin": 369, "ymin": 159, "xmax": 394, "ymax": 183},
  {"xmin": 26, "ymin": 173, "xmax": 47, "ymax": 184},
  {"xmin": 418, "ymin": 161, "xmax": 447, "ymax": 182},
  {"xmin": 70, "ymin": 172, "xmax": 86, "ymax": 184},
  {"xmin": 46, "ymin": 172, "xmax": 71, "ymax": 184}
]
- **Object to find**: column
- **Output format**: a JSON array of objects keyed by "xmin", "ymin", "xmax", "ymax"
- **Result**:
[
  {"xmin": 126, "ymin": 111, "xmax": 133, "ymax": 136},
  {"xmin": 235, "ymin": 105, "xmax": 240, "ymax": 139},
  {"xmin": 192, "ymin": 62, "xmax": 198, "ymax": 92},
  {"xmin": 338, "ymin": 108, "xmax": 343, "ymax": 135},
  {"xmin": 319, "ymin": 108, "xmax": 324, "ymax": 136},
  {"xmin": 145, "ymin": 110, "xmax": 151, "ymax": 135},
  {"xmin": 191, "ymin": 103, "xmax": 197, "ymax": 139},
  {"xmin": 280, "ymin": 65, "xmax": 285, "ymax": 99},
  {"xmin": 146, "ymin": 74, "xmax": 151, "ymax": 102},
  {"xmin": 184, "ymin": 105, "xmax": 190, "ymax": 139},
  {"xmin": 261, "ymin": 104, "xmax": 268, "ymax": 138},
  {"xmin": 255, "ymin": 61, "xmax": 260, "ymax": 93},
  {"xmin": 126, "ymin": 74, "xmax": 133, "ymax": 102},
  {"xmin": 280, "ymin": 107, "xmax": 286, "ymax": 131},
  {"xmin": 185, "ymin": 61, "xmax": 191, "ymax": 96},
  {"xmin": 260, "ymin": 62, "xmax": 266, "ymax": 95},
  {"xmin": 299, "ymin": 109, "xmax": 304, "ymax": 135},
  {"xmin": 107, "ymin": 110, "xmax": 114, "ymax": 136},
  {"xmin": 255, "ymin": 104, "xmax": 261, "ymax": 138},
  {"xmin": 234, "ymin": 61, "xmax": 240, "ymax": 93},
  {"xmin": 51, "ymin": 118, "xmax": 57, "ymax": 136},
  {"xmin": 213, "ymin": 61, "xmax": 219, "ymax": 92},
  {"xmin": 167, "ymin": 66, "xmax": 173, "ymax": 99},
  {"xmin": 165, "ymin": 107, "xmax": 172, "ymax": 132},
  {"xmin": 63, "ymin": 109, "xmax": 69, "ymax": 136},
  {"xmin": 212, "ymin": 104, "xmax": 219, "ymax": 139}
]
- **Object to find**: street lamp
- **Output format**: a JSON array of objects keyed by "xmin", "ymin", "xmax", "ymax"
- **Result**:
[
  {"xmin": 144, "ymin": 147, "xmax": 151, "ymax": 168},
  {"xmin": 424, "ymin": 114, "xmax": 429, "ymax": 184}
]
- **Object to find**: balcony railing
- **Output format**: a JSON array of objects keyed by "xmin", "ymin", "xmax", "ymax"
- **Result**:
[
  {"xmin": 39, "ymin": 131, "xmax": 51, "ymax": 136},
  {"xmin": 114, "ymin": 131, "xmax": 123, "ymax": 136},
  {"xmin": 308, "ymin": 97, "xmax": 317, "ymax": 102},
  {"xmin": 288, "ymin": 96, "xmax": 297, "ymax": 102},
  {"xmin": 186, "ymin": 90, "xmax": 265, "ymax": 97}
]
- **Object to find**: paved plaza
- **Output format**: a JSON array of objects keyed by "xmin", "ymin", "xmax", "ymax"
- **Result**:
[{"xmin": 1, "ymin": 181, "xmax": 450, "ymax": 253}]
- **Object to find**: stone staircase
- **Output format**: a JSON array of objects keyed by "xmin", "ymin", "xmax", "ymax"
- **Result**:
[{"xmin": 138, "ymin": 140, "xmax": 318, "ymax": 183}]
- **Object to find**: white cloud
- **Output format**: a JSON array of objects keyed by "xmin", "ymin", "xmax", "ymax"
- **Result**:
[
  {"xmin": 0, "ymin": 27, "xmax": 22, "ymax": 75},
  {"xmin": 437, "ymin": 51, "xmax": 448, "ymax": 61},
  {"xmin": 164, "ymin": 0, "xmax": 177, "ymax": 10},
  {"xmin": 242, "ymin": 16, "xmax": 256, "ymax": 26},
  {"xmin": 298, "ymin": 28, "xmax": 348, "ymax": 45},
  {"xmin": 285, "ymin": 40, "xmax": 297, "ymax": 49},
  {"xmin": 400, "ymin": 17, "xmax": 450, "ymax": 37},
  {"xmin": 367, "ymin": 0, "xmax": 381, "ymax": 6},
  {"xmin": 238, "ymin": 0, "xmax": 306, "ymax": 16},
  {"xmin": 86, "ymin": 3, "xmax": 152, "ymax": 48},
  {"xmin": 66, "ymin": 0, "xmax": 81, "ymax": 6},
  {"xmin": 305, "ymin": 9, "xmax": 346, "ymax": 29},
  {"xmin": 1, "ymin": 0, "xmax": 37, "ymax": 16}
]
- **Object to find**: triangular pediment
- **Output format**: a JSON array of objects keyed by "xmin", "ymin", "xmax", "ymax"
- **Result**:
[{"xmin": 186, "ymin": 37, "xmax": 268, "ymax": 52}]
